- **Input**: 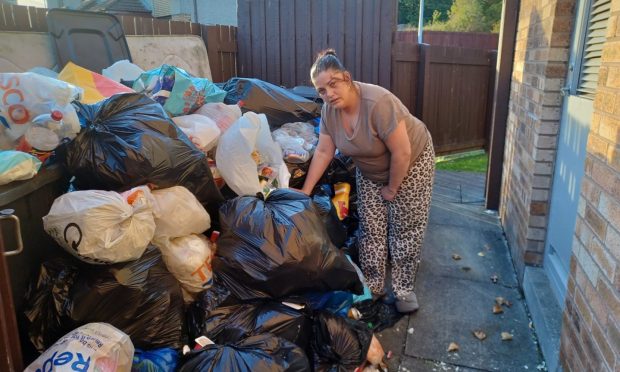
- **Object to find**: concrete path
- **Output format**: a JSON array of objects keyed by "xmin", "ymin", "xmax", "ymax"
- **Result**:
[{"xmin": 376, "ymin": 170, "xmax": 546, "ymax": 371}]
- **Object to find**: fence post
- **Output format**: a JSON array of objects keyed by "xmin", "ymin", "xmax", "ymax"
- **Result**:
[
  {"xmin": 485, "ymin": 50, "xmax": 498, "ymax": 152},
  {"xmin": 485, "ymin": 0, "xmax": 519, "ymax": 210}
]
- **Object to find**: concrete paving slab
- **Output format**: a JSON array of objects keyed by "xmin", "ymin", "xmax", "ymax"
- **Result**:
[
  {"xmin": 376, "ymin": 315, "xmax": 410, "ymax": 371},
  {"xmin": 432, "ymin": 184, "xmax": 485, "ymax": 204},
  {"xmin": 399, "ymin": 356, "xmax": 483, "ymax": 372},
  {"xmin": 372, "ymin": 170, "xmax": 544, "ymax": 371},
  {"xmin": 405, "ymin": 277, "xmax": 542, "ymax": 371},
  {"xmin": 428, "ymin": 201, "xmax": 499, "ymax": 232},
  {"xmin": 432, "ymin": 171, "xmax": 486, "ymax": 204},
  {"xmin": 421, "ymin": 220, "xmax": 519, "ymax": 288}
]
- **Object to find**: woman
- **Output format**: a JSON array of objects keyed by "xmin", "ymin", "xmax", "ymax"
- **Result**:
[{"xmin": 300, "ymin": 49, "xmax": 434, "ymax": 313}]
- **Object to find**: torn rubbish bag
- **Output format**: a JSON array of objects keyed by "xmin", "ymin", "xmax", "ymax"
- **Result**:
[
  {"xmin": 188, "ymin": 301, "xmax": 312, "ymax": 351},
  {"xmin": 179, "ymin": 334, "xmax": 310, "ymax": 372},
  {"xmin": 24, "ymin": 248, "xmax": 186, "ymax": 352},
  {"xmin": 311, "ymin": 312, "xmax": 373, "ymax": 372},
  {"xmin": 59, "ymin": 93, "xmax": 223, "ymax": 221},
  {"xmin": 213, "ymin": 188, "xmax": 363, "ymax": 300},
  {"xmin": 220, "ymin": 78, "xmax": 321, "ymax": 128}
]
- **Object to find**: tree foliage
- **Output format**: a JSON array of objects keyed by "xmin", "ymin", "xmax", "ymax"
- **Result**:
[
  {"xmin": 399, "ymin": 0, "xmax": 503, "ymax": 33},
  {"xmin": 398, "ymin": 0, "xmax": 453, "ymax": 26}
]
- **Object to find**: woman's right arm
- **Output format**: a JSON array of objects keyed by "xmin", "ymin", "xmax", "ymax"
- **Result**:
[{"xmin": 300, "ymin": 133, "xmax": 337, "ymax": 195}]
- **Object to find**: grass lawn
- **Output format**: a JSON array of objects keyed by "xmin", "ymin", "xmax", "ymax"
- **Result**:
[{"xmin": 435, "ymin": 152, "xmax": 488, "ymax": 173}]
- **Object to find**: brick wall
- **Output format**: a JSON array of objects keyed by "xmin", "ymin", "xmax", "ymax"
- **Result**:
[
  {"xmin": 500, "ymin": 0, "xmax": 575, "ymax": 278},
  {"xmin": 559, "ymin": 1, "xmax": 620, "ymax": 370}
]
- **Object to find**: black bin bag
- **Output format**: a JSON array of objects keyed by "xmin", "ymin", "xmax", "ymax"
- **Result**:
[
  {"xmin": 24, "ymin": 247, "xmax": 185, "ymax": 352},
  {"xmin": 311, "ymin": 312, "xmax": 372, "ymax": 372},
  {"xmin": 312, "ymin": 185, "xmax": 347, "ymax": 248},
  {"xmin": 179, "ymin": 334, "xmax": 310, "ymax": 372},
  {"xmin": 189, "ymin": 301, "xmax": 312, "ymax": 351},
  {"xmin": 59, "ymin": 93, "xmax": 224, "ymax": 219},
  {"xmin": 351, "ymin": 299, "xmax": 403, "ymax": 332},
  {"xmin": 214, "ymin": 189, "xmax": 363, "ymax": 300},
  {"xmin": 220, "ymin": 78, "xmax": 321, "ymax": 128},
  {"xmin": 321, "ymin": 153, "xmax": 360, "ymax": 236}
]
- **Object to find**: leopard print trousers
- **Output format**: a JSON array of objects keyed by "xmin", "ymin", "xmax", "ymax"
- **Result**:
[{"xmin": 356, "ymin": 139, "xmax": 435, "ymax": 298}]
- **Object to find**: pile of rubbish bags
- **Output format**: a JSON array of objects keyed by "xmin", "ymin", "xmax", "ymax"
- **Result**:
[{"xmin": 0, "ymin": 61, "xmax": 401, "ymax": 372}]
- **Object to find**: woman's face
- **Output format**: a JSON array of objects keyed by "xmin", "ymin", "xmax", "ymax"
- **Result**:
[{"xmin": 313, "ymin": 70, "xmax": 352, "ymax": 109}]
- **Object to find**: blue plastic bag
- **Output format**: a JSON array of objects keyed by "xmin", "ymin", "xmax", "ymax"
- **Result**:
[
  {"xmin": 133, "ymin": 65, "xmax": 226, "ymax": 116},
  {"xmin": 297, "ymin": 291, "xmax": 353, "ymax": 317},
  {"xmin": 132, "ymin": 348, "xmax": 178, "ymax": 372},
  {"xmin": 0, "ymin": 150, "xmax": 41, "ymax": 185}
]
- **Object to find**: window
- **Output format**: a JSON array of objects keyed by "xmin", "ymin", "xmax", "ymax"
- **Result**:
[{"xmin": 577, "ymin": 0, "xmax": 611, "ymax": 98}]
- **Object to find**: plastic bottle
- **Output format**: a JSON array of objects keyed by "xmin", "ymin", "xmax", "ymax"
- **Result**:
[
  {"xmin": 332, "ymin": 182, "xmax": 351, "ymax": 220},
  {"xmin": 24, "ymin": 110, "xmax": 64, "ymax": 151}
]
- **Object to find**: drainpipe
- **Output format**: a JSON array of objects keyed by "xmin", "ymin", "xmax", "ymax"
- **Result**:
[{"xmin": 417, "ymin": 0, "xmax": 424, "ymax": 44}]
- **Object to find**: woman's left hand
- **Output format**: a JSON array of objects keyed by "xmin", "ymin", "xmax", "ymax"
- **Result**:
[{"xmin": 381, "ymin": 186, "xmax": 398, "ymax": 201}]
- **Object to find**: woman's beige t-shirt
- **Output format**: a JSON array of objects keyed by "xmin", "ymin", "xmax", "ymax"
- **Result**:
[{"xmin": 320, "ymin": 82, "xmax": 430, "ymax": 183}]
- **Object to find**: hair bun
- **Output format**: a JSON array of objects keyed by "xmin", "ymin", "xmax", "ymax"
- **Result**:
[
  {"xmin": 319, "ymin": 48, "xmax": 337, "ymax": 59},
  {"xmin": 311, "ymin": 48, "xmax": 347, "ymax": 81}
]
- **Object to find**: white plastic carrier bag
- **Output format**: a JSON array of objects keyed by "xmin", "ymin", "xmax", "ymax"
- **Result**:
[
  {"xmin": 216, "ymin": 112, "xmax": 290, "ymax": 196},
  {"xmin": 155, "ymin": 234, "xmax": 216, "ymax": 295},
  {"xmin": 150, "ymin": 186, "xmax": 211, "ymax": 239},
  {"xmin": 43, "ymin": 186, "xmax": 156, "ymax": 264},
  {"xmin": 24, "ymin": 323, "xmax": 134, "ymax": 372},
  {"xmin": 172, "ymin": 114, "xmax": 221, "ymax": 153}
]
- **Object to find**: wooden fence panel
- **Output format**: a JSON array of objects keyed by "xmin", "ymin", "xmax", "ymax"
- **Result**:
[
  {"xmin": 237, "ymin": 0, "xmax": 251, "ymax": 77},
  {"xmin": 120, "ymin": 15, "xmax": 136, "ymax": 34},
  {"xmin": 205, "ymin": 25, "xmax": 238, "ymax": 83},
  {"xmin": 279, "ymin": 0, "xmax": 295, "ymax": 86},
  {"xmin": 265, "ymin": 0, "xmax": 280, "ymax": 84},
  {"xmin": 327, "ymin": 0, "xmax": 345, "ymax": 67},
  {"xmin": 0, "ymin": 4, "xmax": 238, "ymax": 83},
  {"xmin": 419, "ymin": 44, "xmax": 494, "ymax": 154},
  {"xmin": 295, "ymin": 0, "xmax": 312, "ymax": 86},
  {"xmin": 190, "ymin": 22, "xmax": 201, "ymax": 36},
  {"xmin": 250, "ymin": 0, "xmax": 266, "ymax": 79},
  {"xmin": 344, "ymin": 0, "xmax": 357, "ymax": 77},
  {"xmin": 379, "ymin": 1, "xmax": 396, "ymax": 88},
  {"xmin": 237, "ymin": 0, "xmax": 397, "ymax": 89},
  {"xmin": 396, "ymin": 30, "xmax": 499, "ymax": 50},
  {"xmin": 391, "ymin": 42, "xmax": 420, "ymax": 117},
  {"xmin": 0, "ymin": 4, "xmax": 47, "ymax": 32},
  {"xmin": 32, "ymin": 7, "xmax": 48, "ymax": 32}
]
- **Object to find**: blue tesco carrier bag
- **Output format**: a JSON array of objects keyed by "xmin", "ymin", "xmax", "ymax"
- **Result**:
[{"xmin": 132, "ymin": 348, "xmax": 178, "ymax": 372}]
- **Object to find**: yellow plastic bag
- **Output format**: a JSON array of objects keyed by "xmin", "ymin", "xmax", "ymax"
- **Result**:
[{"xmin": 58, "ymin": 62, "xmax": 134, "ymax": 103}]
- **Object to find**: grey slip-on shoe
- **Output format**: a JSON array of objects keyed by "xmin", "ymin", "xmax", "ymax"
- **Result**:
[{"xmin": 395, "ymin": 292, "xmax": 419, "ymax": 313}]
